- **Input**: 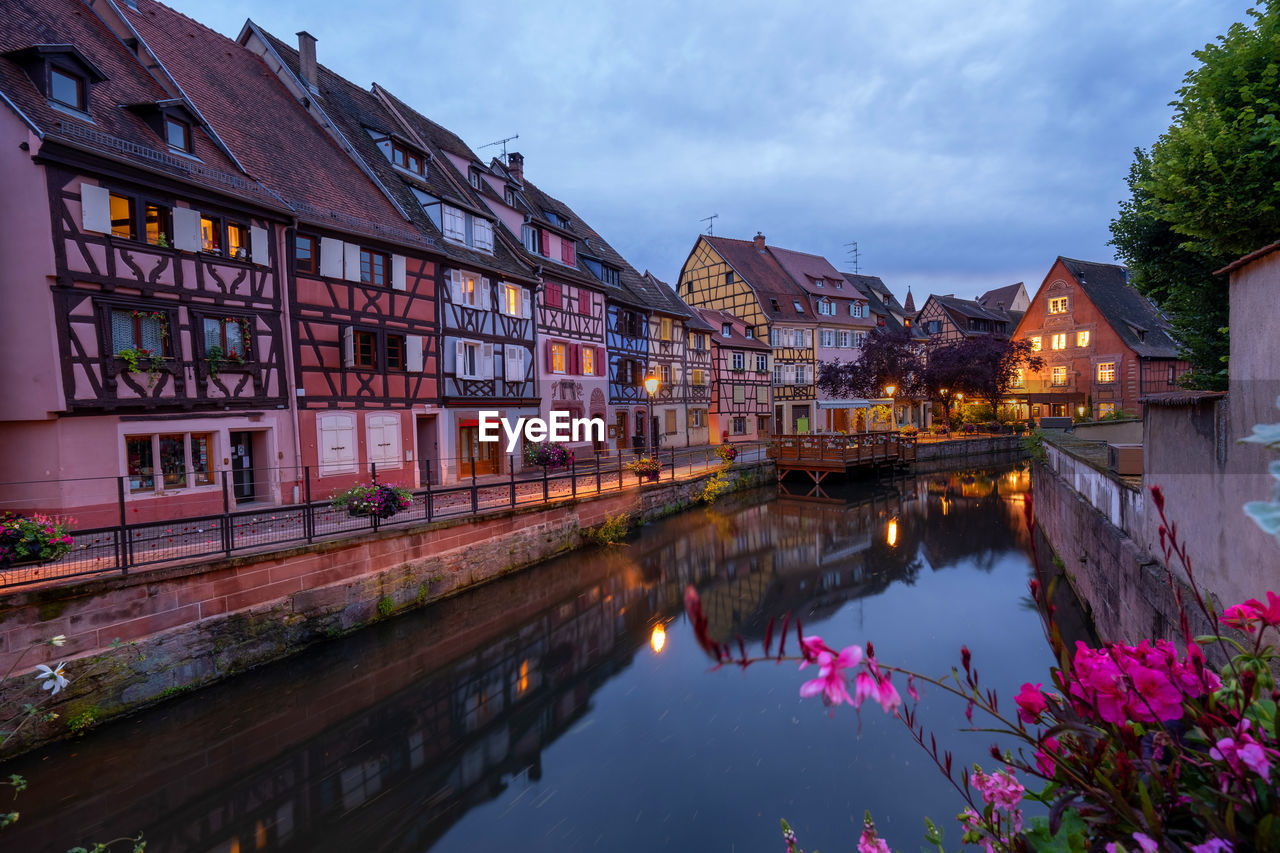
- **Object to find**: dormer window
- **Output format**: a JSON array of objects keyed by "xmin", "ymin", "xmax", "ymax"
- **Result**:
[
  {"xmin": 165, "ymin": 116, "xmax": 191, "ymax": 152},
  {"xmin": 814, "ymin": 278, "xmax": 824, "ymax": 287},
  {"xmin": 469, "ymin": 169, "xmax": 482, "ymax": 189},
  {"xmin": 378, "ymin": 134, "xmax": 425, "ymax": 177},
  {"xmin": 744, "ymin": 327, "xmax": 753, "ymax": 339},
  {"xmin": 504, "ymin": 186, "xmax": 517, "ymax": 205},
  {"xmin": 793, "ymin": 300, "xmax": 803, "ymax": 313},
  {"xmin": 50, "ymin": 66, "xmax": 85, "ymax": 111},
  {"xmin": 722, "ymin": 322, "xmax": 732, "ymax": 338},
  {"xmin": 769, "ymin": 299, "xmax": 780, "ymax": 313},
  {"xmin": 835, "ymin": 280, "xmax": 843, "ymax": 289}
]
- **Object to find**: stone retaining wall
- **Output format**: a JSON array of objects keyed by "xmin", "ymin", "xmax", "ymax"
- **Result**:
[{"xmin": 0, "ymin": 461, "xmax": 773, "ymax": 754}]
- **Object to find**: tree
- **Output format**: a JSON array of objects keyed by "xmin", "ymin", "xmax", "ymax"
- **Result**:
[
  {"xmin": 919, "ymin": 337, "xmax": 1043, "ymax": 424},
  {"xmin": 817, "ymin": 328, "xmax": 922, "ymax": 400},
  {"xmin": 1110, "ymin": 2, "xmax": 1280, "ymax": 389},
  {"xmin": 918, "ymin": 343, "xmax": 972, "ymax": 426}
]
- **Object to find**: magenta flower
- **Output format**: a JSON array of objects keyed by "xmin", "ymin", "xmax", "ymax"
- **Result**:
[
  {"xmin": 798, "ymin": 645, "xmax": 861, "ymax": 707},
  {"xmin": 1035, "ymin": 735, "xmax": 1060, "ymax": 777},
  {"xmin": 798, "ymin": 634, "xmax": 835, "ymax": 669},
  {"xmin": 874, "ymin": 674, "xmax": 902, "ymax": 714},
  {"xmin": 1015, "ymin": 682, "xmax": 1049, "ymax": 723},
  {"xmin": 1132, "ymin": 833, "xmax": 1159, "ymax": 853},
  {"xmin": 1191, "ymin": 839, "xmax": 1234, "ymax": 853}
]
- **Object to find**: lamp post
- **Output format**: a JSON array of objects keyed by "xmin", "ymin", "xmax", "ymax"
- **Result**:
[
  {"xmin": 884, "ymin": 384, "xmax": 897, "ymax": 431},
  {"xmin": 643, "ymin": 371, "xmax": 660, "ymax": 454}
]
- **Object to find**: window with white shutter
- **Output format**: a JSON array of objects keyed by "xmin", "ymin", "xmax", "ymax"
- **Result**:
[
  {"xmin": 320, "ymin": 237, "xmax": 344, "ymax": 278},
  {"xmin": 341, "ymin": 326, "xmax": 355, "ymax": 368},
  {"xmin": 481, "ymin": 342, "xmax": 495, "ymax": 379},
  {"xmin": 366, "ymin": 414, "xmax": 402, "ymax": 470},
  {"xmin": 478, "ymin": 277, "xmax": 491, "ymax": 310},
  {"xmin": 80, "ymin": 183, "xmax": 111, "ymax": 234},
  {"xmin": 733, "ymin": 385, "xmax": 745, "ymax": 404},
  {"xmin": 406, "ymin": 334, "xmax": 423, "ymax": 372},
  {"xmin": 173, "ymin": 207, "xmax": 202, "ymax": 252},
  {"xmin": 505, "ymin": 346, "xmax": 524, "ymax": 382},
  {"xmin": 756, "ymin": 386, "xmax": 768, "ymax": 405},
  {"xmin": 443, "ymin": 206, "xmax": 465, "ymax": 243},
  {"xmin": 473, "ymin": 219, "xmax": 494, "ymax": 254},
  {"xmin": 318, "ymin": 414, "xmax": 357, "ymax": 475},
  {"xmin": 391, "ymin": 254, "xmax": 407, "ymax": 291},
  {"xmin": 250, "ymin": 226, "xmax": 269, "ymax": 266}
]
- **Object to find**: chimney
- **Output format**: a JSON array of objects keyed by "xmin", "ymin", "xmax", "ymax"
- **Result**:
[
  {"xmin": 753, "ymin": 232, "xmax": 766, "ymax": 251},
  {"xmin": 507, "ymin": 152, "xmax": 524, "ymax": 183},
  {"xmin": 297, "ymin": 31, "xmax": 318, "ymax": 93}
]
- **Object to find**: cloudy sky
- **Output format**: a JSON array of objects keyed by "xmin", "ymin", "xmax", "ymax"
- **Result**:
[{"xmin": 173, "ymin": 0, "xmax": 1246, "ymax": 306}]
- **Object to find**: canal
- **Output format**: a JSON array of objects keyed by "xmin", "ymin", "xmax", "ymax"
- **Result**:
[{"xmin": 2, "ymin": 461, "xmax": 1086, "ymax": 852}]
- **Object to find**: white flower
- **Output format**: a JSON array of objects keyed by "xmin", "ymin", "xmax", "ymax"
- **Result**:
[
  {"xmin": 49, "ymin": 635, "xmax": 66, "ymax": 647},
  {"xmin": 34, "ymin": 662, "xmax": 69, "ymax": 695}
]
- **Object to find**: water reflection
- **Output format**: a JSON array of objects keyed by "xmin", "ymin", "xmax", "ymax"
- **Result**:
[{"xmin": 3, "ymin": 462, "xmax": 1054, "ymax": 853}]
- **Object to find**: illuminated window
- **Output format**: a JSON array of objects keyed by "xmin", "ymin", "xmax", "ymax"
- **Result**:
[
  {"xmin": 1051, "ymin": 333, "xmax": 1067, "ymax": 350},
  {"xmin": 227, "ymin": 221, "xmax": 249, "ymax": 261},
  {"xmin": 126, "ymin": 432, "xmax": 214, "ymax": 493},
  {"xmin": 1097, "ymin": 362, "xmax": 1115, "ymax": 383},
  {"xmin": 200, "ymin": 214, "xmax": 222, "ymax": 253},
  {"xmin": 1099, "ymin": 402, "xmax": 1116, "ymax": 417},
  {"xmin": 1030, "ymin": 336, "xmax": 1041, "ymax": 352},
  {"xmin": 458, "ymin": 273, "xmax": 477, "ymax": 307},
  {"xmin": 502, "ymin": 283, "xmax": 522, "ymax": 316},
  {"xmin": 551, "ymin": 343, "xmax": 567, "ymax": 373},
  {"xmin": 108, "ymin": 193, "xmax": 135, "ymax": 240},
  {"xmin": 1013, "ymin": 368, "xmax": 1024, "ymax": 387},
  {"xmin": 1051, "ymin": 366, "xmax": 1067, "ymax": 386},
  {"xmin": 1077, "ymin": 330, "xmax": 1090, "ymax": 347},
  {"xmin": 581, "ymin": 347, "xmax": 595, "ymax": 375},
  {"xmin": 1048, "ymin": 296, "xmax": 1068, "ymax": 314},
  {"xmin": 145, "ymin": 203, "xmax": 171, "ymax": 247}
]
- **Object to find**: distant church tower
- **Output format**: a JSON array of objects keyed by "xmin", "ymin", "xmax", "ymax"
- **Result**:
[{"xmin": 903, "ymin": 287, "xmax": 916, "ymax": 314}]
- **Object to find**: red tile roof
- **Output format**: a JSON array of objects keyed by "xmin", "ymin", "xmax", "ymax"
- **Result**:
[{"xmin": 703, "ymin": 235, "xmax": 810, "ymax": 321}]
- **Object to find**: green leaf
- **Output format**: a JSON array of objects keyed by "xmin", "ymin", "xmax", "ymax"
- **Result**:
[{"xmin": 1025, "ymin": 811, "xmax": 1089, "ymax": 853}]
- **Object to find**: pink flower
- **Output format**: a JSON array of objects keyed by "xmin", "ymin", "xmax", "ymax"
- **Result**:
[
  {"xmin": 875, "ymin": 674, "xmax": 902, "ymax": 714},
  {"xmin": 1034, "ymin": 735, "xmax": 1060, "ymax": 777},
  {"xmin": 857, "ymin": 831, "xmax": 890, "ymax": 853},
  {"xmin": 1191, "ymin": 839, "xmax": 1233, "ymax": 853},
  {"xmin": 1132, "ymin": 833, "xmax": 1158, "ymax": 853},
  {"xmin": 798, "ymin": 634, "xmax": 835, "ymax": 669},
  {"xmin": 799, "ymin": 645, "xmax": 861, "ymax": 707},
  {"xmin": 1015, "ymin": 682, "xmax": 1049, "ymax": 723},
  {"xmin": 1221, "ymin": 602, "xmax": 1261, "ymax": 632}
]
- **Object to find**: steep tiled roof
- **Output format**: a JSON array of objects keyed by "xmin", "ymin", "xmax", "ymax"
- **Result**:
[
  {"xmin": 768, "ymin": 245, "xmax": 845, "ymax": 295},
  {"xmin": 636, "ymin": 271, "xmax": 698, "ymax": 320},
  {"xmin": 1059, "ymin": 257, "xmax": 1180, "ymax": 359},
  {"xmin": 691, "ymin": 308, "xmax": 771, "ymax": 350},
  {"xmin": 843, "ymin": 273, "xmax": 906, "ymax": 316},
  {"xmin": 0, "ymin": 0, "xmax": 280, "ymax": 210},
  {"xmin": 508, "ymin": 175, "xmax": 619, "ymax": 292},
  {"xmin": 253, "ymin": 27, "xmax": 531, "ymax": 277},
  {"xmin": 843, "ymin": 274, "xmax": 905, "ymax": 333},
  {"xmin": 977, "ymin": 282, "xmax": 1025, "ymax": 311},
  {"xmin": 705, "ymin": 235, "xmax": 811, "ymax": 321},
  {"xmin": 926, "ymin": 294, "xmax": 1015, "ymax": 339},
  {"xmin": 123, "ymin": 2, "xmax": 419, "ymax": 245}
]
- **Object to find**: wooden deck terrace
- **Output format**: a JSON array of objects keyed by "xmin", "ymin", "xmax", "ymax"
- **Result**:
[{"xmin": 768, "ymin": 433, "xmax": 917, "ymax": 495}]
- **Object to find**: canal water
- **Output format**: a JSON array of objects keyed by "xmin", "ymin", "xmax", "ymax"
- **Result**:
[{"xmin": 2, "ymin": 461, "xmax": 1084, "ymax": 853}]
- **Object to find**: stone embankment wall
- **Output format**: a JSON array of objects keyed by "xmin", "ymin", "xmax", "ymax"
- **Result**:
[
  {"xmin": 0, "ymin": 461, "xmax": 772, "ymax": 753},
  {"xmin": 1032, "ymin": 439, "xmax": 1214, "ymax": 650},
  {"xmin": 916, "ymin": 435, "xmax": 1024, "ymax": 462}
]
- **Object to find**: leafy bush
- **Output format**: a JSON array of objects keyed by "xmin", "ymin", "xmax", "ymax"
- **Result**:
[
  {"xmin": 589, "ymin": 511, "xmax": 631, "ymax": 545},
  {"xmin": 698, "ymin": 471, "xmax": 732, "ymax": 504},
  {"xmin": 0, "ymin": 513, "xmax": 75, "ymax": 568}
]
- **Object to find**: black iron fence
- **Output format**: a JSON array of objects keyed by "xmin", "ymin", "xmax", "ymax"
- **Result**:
[{"xmin": 0, "ymin": 443, "xmax": 768, "ymax": 589}]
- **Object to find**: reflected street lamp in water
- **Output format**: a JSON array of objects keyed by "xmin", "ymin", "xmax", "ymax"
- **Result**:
[
  {"xmin": 643, "ymin": 371, "xmax": 660, "ymax": 453},
  {"xmin": 886, "ymin": 517, "xmax": 899, "ymax": 547},
  {"xmin": 650, "ymin": 623, "xmax": 667, "ymax": 654}
]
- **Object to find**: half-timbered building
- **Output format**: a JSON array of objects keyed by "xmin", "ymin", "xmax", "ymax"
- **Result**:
[
  {"xmin": 0, "ymin": 0, "xmax": 306, "ymax": 523},
  {"xmin": 677, "ymin": 233, "xmax": 819, "ymax": 435},
  {"xmin": 916, "ymin": 293, "xmax": 1015, "ymax": 343},
  {"xmin": 249, "ymin": 31, "xmax": 539, "ymax": 482},
  {"xmin": 691, "ymin": 309, "xmax": 772, "ymax": 443}
]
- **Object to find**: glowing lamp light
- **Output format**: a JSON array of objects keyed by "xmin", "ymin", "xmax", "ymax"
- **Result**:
[
  {"xmin": 650, "ymin": 623, "xmax": 667, "ymax": 654},
  {"xmin": 1078, "ymin": 405, "xmax": 1086, "ymax": 416},
  {"xmin": 886, "ymin": 518, "xmax": 899, "ymax": 547},
  {"xmin": 644, "ymin": 373, "xmax": 660, "ymax": 396},
  {"xmin": 884, "ymin": 384, "xmax": 897, "ymax": 398}
]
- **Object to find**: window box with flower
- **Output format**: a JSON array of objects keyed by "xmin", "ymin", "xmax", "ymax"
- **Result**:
[
  {"xmin": 0, "ymin": 513, "xmax": 75, "ymax": 569},
  {"xmin": 330, "ymin": 483, "xmax": 413, "ymax": 519},
  {"xmin": 111, "ymin": 309, "xmax": 171, "ymax": 388}
]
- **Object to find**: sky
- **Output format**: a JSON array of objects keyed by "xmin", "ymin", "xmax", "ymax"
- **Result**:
[{"xmin": 169, "ymin": 0, "xmax": 1249, "ymax": 307}]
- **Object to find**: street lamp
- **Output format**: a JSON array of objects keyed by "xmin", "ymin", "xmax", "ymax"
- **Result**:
[
  {"xmin": 643, "ymin": 371, "xmax": 660, "ymax": 453},
  {"xmin": 884, "ymin": 385, "xmax": 897, "ymax": 430}
]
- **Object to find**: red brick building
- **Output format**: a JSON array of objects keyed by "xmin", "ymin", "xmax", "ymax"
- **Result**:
[{"xmin": 1011, "ymin": 258, "xmax": 1187, "ymax": 420}]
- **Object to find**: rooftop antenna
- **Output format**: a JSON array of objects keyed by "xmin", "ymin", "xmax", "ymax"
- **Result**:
[
  {"xmin": 844, "ymin": 241, "xmax": 860, "ymax": 274},
  {"xmin": 700, "ymin": 213, "xmax": 719, "ymax": 236},
  {"xmin": 478, "ymin": 133, "xmax": 520, "ymax": 158}
]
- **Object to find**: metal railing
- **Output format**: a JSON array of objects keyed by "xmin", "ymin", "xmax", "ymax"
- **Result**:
[{"xmin": 0, "ymin": 443, "xmax": 768, "ymax": 589}]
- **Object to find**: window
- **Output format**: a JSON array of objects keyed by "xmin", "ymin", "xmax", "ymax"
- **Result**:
[
  {"xmin": 817, "ymin": 300, "xmax": 834, "ymax": 316},
  {"xmin": 386, "ymin": 334, "xmax": 406, "ymax": 371},
  {"xmin": 732, "ymin": 352, "xmax": 745, "ymax": 371},
  {"xmin": 1052, "ymin": 366, "xmax": 1067, "ymax": 386},
  {"xmin": 664, "ymin": 409, "xmax": 677, "ymax": 435},
  {"xmin": 691, "ymin": 368, "xmax": 706, "ymax": 386},
  {"xmin": 1077, "ymin": 331, "xmax": 1090, "ymax": 347},
  {"xmin": 690, "ymin": 409, "xmax": 706, "ymax": 428},
  {"xmin": 504, "ymin": 186, "xmax": 517, "ymax": 205},
  {"xmin": 1048, "ymin": 296, "xmax": 1068, "ymax": 314},
  {"xmin": 1051, "ymin": 333, "xmax": 1067, "ymax": 350},
  {"xmin": 360, "ymin": 249, "xmax": 389, "ymax": 286},
  {"xmin": 551, "ymin": 343, "xmax": 567, "ymax": 374},
  {"xmin": 1013, "ymin": 368, "xmax": 1024, "ymax": 387},
  {"xmin": 721, "ymin": 323, "xmax": 732, "ymax": 338},
  {"xmin": 390, "ymin": 141, "xmax": 425, "ymax": 176},
  {"xmin": 1097, "ymin": 362, "xmax": 1116, "ymax": 383},
  {"xmin": 126, "ymin": 432, "xmax": 214, "ymax": 494},
  {"xmin": 732, "ymin": 417, "xmax": 746, "ymax": 435},
  {"xmin": 144, "ymin": 203, "xmax": 171, "ymax": 247},
  {"xmin": 724, "ymin": 271, "xmax": 734, "ymax": 285},
  {"xmin": 770, "ymin": 299, "xmax": 781, "ymax": 313},
  {"xmin": 837, "ymin": 331, "xmax": 850, "ymax": 348},
  {"xmin": 227, "ymin": 221, "xmax": 249, "ymax": 260},
  {"xmin": 1030, "ymin": 336, "xmax": 1042, "ymax": 352},
  {"xmin": 109, "ymin": 193, "xmax": 135, "ymax": 240},
  {"xmin": 111, "ymin": 308, "xmax": 168, "ymax": 356},
  {"xmin": 354, "ymin": 330, "xmax": 377, "ymax": 368},
  {"xmin": 469, "ymin": 169, "xmax": 482, "ymax": 189},
  {"xmin": 295, "ymin": 235, "xmax": 316, "ymax": 273},
  {"xmin": 598, "ymin": 265, "xmax": 620, "ymax": 286},
  {"xmin": 853, "ymin": 332, "xmax": 867, "ymax": 348},
  {"xmin": 659, "ymin": 364, "xmax": 671, "ymax": 385},
  {"xmin": 200, "ymin": 215, "xmax": 222, "ymax": 253},
  {"xmin": 458, "ymin": 341, "xmax": 481, "ymax": 379},
  {"xmin": 744, "ymin": 327, "xmax": 753, "ymax": 339},
  {"xmin": 49, "ymin": 67, "xmax": 85, "ymax": 111},
  {"xmin": 582, "ymin": 347, "xmax": 595, "ymax": 376},
  {"xmin": 660, "ymin": 317, "xmax": 673, "ymax": 341},
  {"xmin": 522, "ymin": 224, "xmax": 542, "ymax": 255},
  {"xmin": 1099, "ymin": 402, "xmax": 1116, "ymax": 417},
  {"xmin": 820, "ymin": 329, "xmax": 834, "ymax": 347},
  {"xmin": 813, "ymin": 278, "xmax": 824, "ymax": 288},
  {"xmin": 502, "ymin": 283, "xmax": 522, "ymax": 316},
  {"xmin": 756, "ymin": 354, "xmax": 768, "ymax": 373},
  {"xmin": 203, "ymin": 316, "xmax": 248, "ymax": 361},
  {"xmin": 850, "ymin": 302, "xmax": 865, "ymax": 318},
  {"xmin": 165, "ymin": 116, "xmax": 191, "ymax": 152},
  {"xmin": 793, "ymin": 300, "xmax": 804, "ymax": 313},
  {"xmin": 691, "ymin": 332, "xmax": 706, "ymax": 350}
]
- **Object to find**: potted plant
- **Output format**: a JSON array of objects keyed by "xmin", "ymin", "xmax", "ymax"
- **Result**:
[
  {"xmin": 899, "ymin": 425, "xmax": 918, "ymax": 437},
  {"xmin": 626, "ymin": 456, "xmax": 662, "ymax": 482},
  {"xmin": 115, "ymin": 346, "xmax": 169, "ymax": 388},
  {"xmin": 931, "ymin": 424, "xmax": 950, "ymax": 435},
  {"xmin": 960, "ymin": 423, "xmax": 977, "ymax": 435},
  {"xmin": 330, "ymin": 483, "xmax": 413, "ymax": 519},
  {"xmin": 714, "ymin": 443, "xmax": 738, "ymax": 465},
  {"xmin": 0, "ymin": 513, "xmax": 75, "ymax": 569},
  {"xmin": 524, "ymin": 441, "xmax": 574, "ymax": 469}
]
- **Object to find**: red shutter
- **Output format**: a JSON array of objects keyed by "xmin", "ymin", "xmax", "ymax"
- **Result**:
[
  {"xmin": 581, "ymin": 291, "xmax": 592, "ymax": 315},
  {"xmin": 562, "ymin": 240, "xmax": 576, "ymax": 267},
  {"xmin": 541, "ymin": 229, "xmax": 553, "ymax": 257},
  {"xmin": 545, "ymin": 339, "xmax": 555, "ymax": 370},
  {"xmin": 596, "ymin": 347, "xmax": 606, "ymax": 376},
  {"xmin": 574, "ymin": 344, "xmax": 584, "ymax": 374},
  {"xmin": 546, "ymin": 283, "xmax": 561, "ymax": 308}
]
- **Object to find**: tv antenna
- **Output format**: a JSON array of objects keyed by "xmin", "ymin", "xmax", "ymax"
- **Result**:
[
  {"xmin": 700, "ymin": 213, "xmax": 719, "ymax": 236},
  {"xmin": 478, "ymin": 133, "xmax": 520, "ymax": 158},
  {"xmin": 845, "ymin": 241, "xmax": 861, "ymax": 274}
]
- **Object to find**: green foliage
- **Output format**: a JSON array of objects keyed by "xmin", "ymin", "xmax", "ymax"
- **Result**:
[
  {"xmin": 115, "ymin": 348, "xmax": 168, "ymax": 388},
  {"xmin": 697, "ymin": 471, "xmax": 732, "ymax": 504},
  {"xmin": 1025, "ymin": 811, "xmax": 1089, "ymax": 852},
  {"xmin": 0, "ymin": 513, "xmax": 74, "ymax": 568},
  {"xmin": 376, "ymin": 596, "xmax": 394, "ymax": 618},
  {"xmin": 589, "ymin": 512, "xmax": 631, "ymax": 546},
  {"xmin": 67, "ymin": 707, "xmax": 99, "ymax": 735},
  {"xmin": 1111, "ymin": 3, "xmax": 1280, "ymax": 388},
  {"xmin": 1021, "ymin": 431, "xmax": 1047, "ymax": 464}
]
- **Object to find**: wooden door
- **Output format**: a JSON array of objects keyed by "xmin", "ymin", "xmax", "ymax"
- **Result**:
[{"xmin": 459, "ymin": 425, "xmax": 498, "ymax": 477}]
